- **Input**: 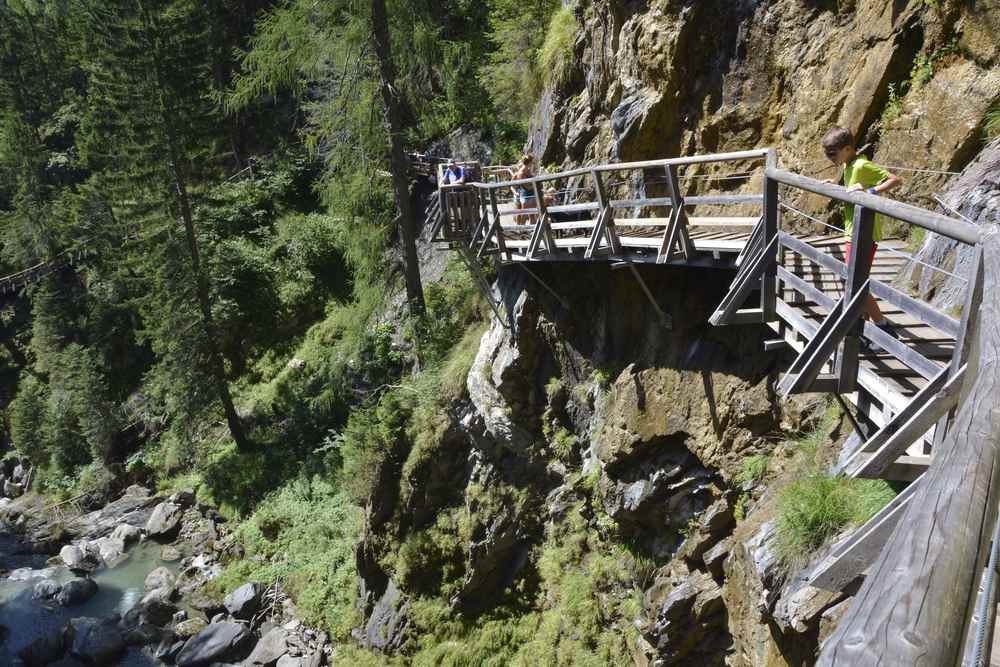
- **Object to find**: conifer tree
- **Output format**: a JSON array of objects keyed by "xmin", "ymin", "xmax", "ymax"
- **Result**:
[{"xmin": 76, "ymin": 0, "xmax": 251, "ymax": 450}]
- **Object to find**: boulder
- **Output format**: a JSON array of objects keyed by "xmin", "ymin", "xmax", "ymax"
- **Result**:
[
  {"xmin": 57, "ymin": 578, "xmax": 99, "ymax": 607},
  {"xmin": 223, "ymin": 582, "xmax": 263, "ymax": 621},
  {"xmin": 112, "ymin": 523, "xmax": 142, "ymax": 544},
  {"xmin": 174, "ymin": 617, "xmax": 208, "ymax": 638},
  {"xmin": 170, "ymin": 488, "xmax": 197, "ymax": 507},
  {"xmin": 246, "ymin": 626, "xmax": 290, "ymax": 665},
  {"xmin": 59, "ymin": 544, "xmax": 100, "ymax": 574},
  {"xmin": 4, "ymin": 479, "xmax": 24, "ymax": 498},
  {"xmin": 92, "ymin": 536, "xmax": 128, "ymax": 568},
  {"xmin": 17, "ymin": 627, "xmax": 66, "ymax": 666},
  {"xmin": 32, "ymin": 578, "xmax": 62, "ymax": 601},
  {"xmin": 361, "ymin": 579, "xmax": 410, "ymax": 653},
  {"xmin": 153, "ymin": 633, "xmax": 183, "ymax": 662},
  {"xmin": 176, "ymin": 621, "xmax": 252, "ymax": 666},
  {"xmin": 145, "ymin": 566, "xmax": 177, "ymax": 592},
  {"xmin": 145, "ymin": 501, "xmax": 184, "ymax": 539},
  {"xmin": 161, "ymin": 545, "xmax": 183, "ymax": 562},
  {"xmin": 68, "ymin": 617, "xmax": 126, "ymax": 666}
]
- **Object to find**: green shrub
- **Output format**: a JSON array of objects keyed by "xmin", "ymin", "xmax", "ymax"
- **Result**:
[
  {"xmin": 734, "ymin": 453, "xmax": 769, "ymax": 486},
  {"xmin": 986, "ymin": 101, "xmax": 1000, "ymax": 140},
  {"xmin": 214, "ymin": 476, "xmax": 362, "ymax": 639},
  {"xmin": 538, "ymin": 7, "xmax": 577, "ymax": 88},
  {"xmin": 775, "ymin": 474, "xmax": 896, "ymax": 568}
]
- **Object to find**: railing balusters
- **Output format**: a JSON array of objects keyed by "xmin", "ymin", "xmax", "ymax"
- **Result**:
[{"xmin": 836, "ymin": 206, "xmax": 875, "ymax": 393}]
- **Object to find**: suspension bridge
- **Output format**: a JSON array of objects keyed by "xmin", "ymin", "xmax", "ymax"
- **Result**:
[{"xmin": 428, "ymin": 148, "xmax": 999, "ymax": 666}]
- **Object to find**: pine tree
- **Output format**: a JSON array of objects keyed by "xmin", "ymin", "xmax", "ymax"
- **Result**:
[{"xmin": 75, "ymin": 0, "xmax": 251, "ymax": 450}]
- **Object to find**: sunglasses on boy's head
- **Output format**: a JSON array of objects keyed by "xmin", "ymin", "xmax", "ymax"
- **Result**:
[{"xmin": 824, "ymin": 147, "xmax": 841, "ymax": 158}]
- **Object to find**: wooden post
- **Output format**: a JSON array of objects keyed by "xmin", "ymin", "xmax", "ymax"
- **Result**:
[
  {"xmin": 817, "ymin": 226, "xmax": 999, "ymax": 667},
  {"xmin": 664, "ymin": 165, "xmax": 692, "ymax": 258},
  {"xmin": 531, "ymin": 180, "xmax": 556, "ymax": 256},
  {"xmin": 590, "ymin": 170, "xmax": 620, "ymax": 255},
  {"xmin": 932, "ymin": 245, "xmax": 983, "ymax": 450},
  {"xmin": 486, "ymin": 188, "xmax": 509, "ymax": 262},
  {"xmin": 761, "ymin": 174, "xmax": 779, "ymax": 321},
  {"xmin": 836, "ymin": 206, "xmax": 875, "ymax": 393}
]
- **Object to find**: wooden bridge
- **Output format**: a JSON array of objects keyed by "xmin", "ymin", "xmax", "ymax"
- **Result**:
[{"xmin": 428, "ymin": 148, "xmax": 1000, "ymax": 666}]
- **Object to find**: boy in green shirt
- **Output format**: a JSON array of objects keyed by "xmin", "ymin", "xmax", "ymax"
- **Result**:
[{"xmin": 821, "ymin": 127, "xmax": 902, "ymax": 345}]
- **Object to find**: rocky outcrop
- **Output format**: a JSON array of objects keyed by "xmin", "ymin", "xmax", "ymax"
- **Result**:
[
  {"xmin": 897, "ymin": 139, "xmax": 1000, "ymax": 310},
  {"xmin": 357, "ymin": 263, "xmax": 783, "ymax": 662},
  {"xmin": 67, "ymin": 616, "xmax": 126, "ymax": 666}
]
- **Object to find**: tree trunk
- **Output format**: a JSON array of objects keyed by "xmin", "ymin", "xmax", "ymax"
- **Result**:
[
  {"xmin": 172, "ymin": 162, "xmax": 251, "ymax": 451},
  {"xmin": 370, "ymin": 0, "xmax": 425, "ymax": 317}
]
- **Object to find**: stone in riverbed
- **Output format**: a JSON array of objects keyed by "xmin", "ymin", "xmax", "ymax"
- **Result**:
[
  {"xmin": 32, "ymin": 578, "xmax": 61, "ymax": 601},
  {"xmin": 59, "ymin": 544, "xmax": 100, "ymax": 574},
  {"xmin": 223, "ymin": 581, "xmax": 263, "ymax": 620},
  {"xmin": 68, "ymin": 616, "xmax": 126, "ymax": 666},
  {"xmin": 174, "ymin": 617, "xmax": 208, "ymax": 638},
  {"xmin": 145, "ymin": 565, "xmax": 177, "ymax": 592},
  {"xmin": 145, "ymin": 501, "xmax": 184, "ymax": 539},
  {"xmin": 176, "ymin": 621, "xmax": 252, "ymax": 666},
  {"xmin": 57, "ymin": 578, "xmax": 99, "ymax": 607},
  {"xmin": 17, "ymin": 627, "xmax": 66, "ymax": 666},
  {"xmin": 246, "ymin": 626, "xmax": 290, "ymax": 665},
  {"xmin": 161, "ymin": 545, "xmax": 183, "ymax": 562},
  {"xmin": 3, "ymin": 479, "xmax": 24, "ymax": 498},
  {"xmin": 170, "ymin": 488, "xmax": 197, "ymax": 507}
]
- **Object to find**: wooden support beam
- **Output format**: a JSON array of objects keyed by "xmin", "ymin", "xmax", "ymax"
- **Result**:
[
  {"xmin": 709, "ymin": 236, "xmax": 778, "ymax": 326},
  {"xmin": 734, "ymin": 215, "xmax": 764, "ymax": 269},
  {"xmin": 844, "ymin": 366, "xmax": 965, "ymax": 479},
  {"xmin": 585, "ymin": 207, "xmax": 610, "ymax": 259},
  {"xmin": 531, "ymin": 181, "xmax": 556, "ymax": 256},
  {"xmin": 760, "ymin": 175, "xmax": 779, "ymax": 321},
  {"xmin": 657, "ymin": 207, "xmax": 683, "ymax": 264},
  {"xmin": 778, "ymin": 283, "xmax": 869, "ymax": 396},
  {"xmin": 836, "ymin": 207, "xmax": 875, "ymax": 394},
  {"xmin": 626, "ymin": 264, "xmax": 672, "ymax": 329},
  {"xmin": 808, "ymin": 479, "xmax": 921, "ymax": 592},
  {"xmin": 763, "ymin": 339, "xmax": 789, "ymax": 351},
  {"xmin": 934, "ymin": 246, "xmax": 983, "ymax": 449},
  {"xmin": 664, "ymin": 165, "xmax": 693, "ymax": 259}
]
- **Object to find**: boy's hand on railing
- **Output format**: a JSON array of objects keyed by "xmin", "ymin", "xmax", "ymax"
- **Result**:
[{"xmin": 846, "ymin": 183, "xmax": 864, "ymax": 192}]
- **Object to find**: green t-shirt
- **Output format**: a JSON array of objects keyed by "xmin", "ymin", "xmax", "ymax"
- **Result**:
[{"xmin": 841, "ymin": 156, "xmax": 890, "ymax": 241}]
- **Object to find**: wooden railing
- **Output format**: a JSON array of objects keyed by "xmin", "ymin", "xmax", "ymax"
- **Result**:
[
  {"xmin": 431, "ymin": 148, "xmax": 772, "ymax": 265},
  {"xmin": 432, "ymin": 148, "xmax": 1000, "ymax": 664}
]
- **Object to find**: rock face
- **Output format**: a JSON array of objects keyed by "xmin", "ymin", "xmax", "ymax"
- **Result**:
[
  {"xmin": 356, "ymin": 264, "xmax": 781, "ymax": 662},
  {"xmin": 897, "ymin": 139, "xmax": 1000, "ymax": 310},
  {"xmin": 528, "ymin": 0, "xmax": 999, "ymax": 207}
]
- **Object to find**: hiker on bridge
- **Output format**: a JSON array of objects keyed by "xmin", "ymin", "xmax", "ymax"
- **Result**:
[
  {"xmin": 510, "ymin": 154, "xmax": 536, "ymax": 225},
  {"xmin": 440, "ymin": 159, "xmax": 466, "ymax": 186},
  {"xmin": 822, "ymin": 126, "xmax": 902, "ymax": 345}
]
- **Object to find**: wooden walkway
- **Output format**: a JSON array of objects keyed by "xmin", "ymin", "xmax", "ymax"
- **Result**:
[{"xmin": 429, "ymin": 148, "xmax": 1000, "ymax": 666}]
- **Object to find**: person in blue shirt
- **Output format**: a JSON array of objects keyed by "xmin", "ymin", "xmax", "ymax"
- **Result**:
[{"xmin": 440, "ymin": 159, "xmax": 466, "ymax": 186}]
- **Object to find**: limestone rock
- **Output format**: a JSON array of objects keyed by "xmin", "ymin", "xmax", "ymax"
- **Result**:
[
  {"xmin": 161, "ymin": 545, "xmax": 183, "ymax": 562},
  {"xmin": 17, "ymin": 627, "xmax": 66, "ymax": 666},
  {"xmin": 145, "ymin": 566, "xmax": 177, "ymax": 592},
  {"xmin": 59, "ymin": 544, "xmax": 100, "ymax": 574},
  {"xmin": 223, "ymin": 581, "xmax": 263, "ymax": 620},
  {"xmin": 174, "ymin": 617, "xmax": 208, "ymax": 638},
  {"xmin": 57, "ymin": 578, "xmax": 99, "ymax": 607},
  {"xmin": 32, "ymin": 578, "xmax": 61, "ymax": 601},
  {"xmin": 246, "ymin": 626, "xmax": 290, "ymax": 665},
  {"xmin": 68, "ymin": 617, "xmax": 125, "ymax": 666},
  {"xmin": 145, "ymin": 501, "xmax": 184, "ymax": 539},
  {"xmin": 361, "ymin": 580, "xmax": 410, "ymax": 653},
  {"xmin": 176, "ymin": 621, "xmax": 252, "ymax": 666}
]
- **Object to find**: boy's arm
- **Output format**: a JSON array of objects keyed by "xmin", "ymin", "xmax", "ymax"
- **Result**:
[{"xmin": 846, "ymin": 161, "xmax": 902, "ymax": 195}]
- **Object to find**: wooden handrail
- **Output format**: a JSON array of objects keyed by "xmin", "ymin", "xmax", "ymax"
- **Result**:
[
  {"xmin": 818, "ymin": 225, "xmax": 999, "ymax": 667},
  {"xmin": 463, "ymin": 148, "xmax": 772, "ymax": 191},
  {"xmin": 766, "ymin": 166, "xmax": 980, "ymax": 245}
]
